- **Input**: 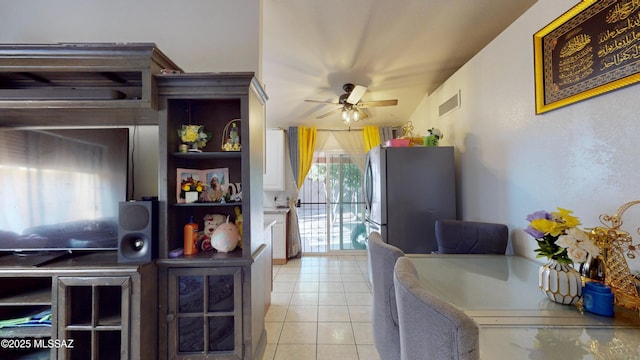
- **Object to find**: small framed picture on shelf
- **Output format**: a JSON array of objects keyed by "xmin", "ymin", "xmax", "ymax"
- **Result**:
[{"xmin": 176, "ymin": 168, "xmax": 229, "ymax": 203}]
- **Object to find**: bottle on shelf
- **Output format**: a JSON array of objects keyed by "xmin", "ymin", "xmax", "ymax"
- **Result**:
[
  {"xmin": 183, "ymin": 216, "xmax": 199, "ymax": 255},
  {"xmin": 223, "ymin": 121, "xmax": 241, "ymax": 151},
  {"xmin": 230, "ymin": 122, "xmax": 239, "ymax": 146}
]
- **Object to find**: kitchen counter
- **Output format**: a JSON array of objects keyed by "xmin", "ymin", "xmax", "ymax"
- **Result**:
[
  {"xmin": 264, "ymin": 206, "xmax": 290, "ymax": 214},
  {"xmin": 264, "ymin": 208, "xmax": 290, "ymax": 264}
]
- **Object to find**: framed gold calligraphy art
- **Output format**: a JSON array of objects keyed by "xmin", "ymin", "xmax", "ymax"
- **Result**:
[{"xmin": 534, "ymin": 0, "xmax": 640, "ymax": 114}]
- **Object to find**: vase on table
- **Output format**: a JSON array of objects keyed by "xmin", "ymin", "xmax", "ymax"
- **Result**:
[{"xmin": 538, "ymin": 259, "xmax": 582, "ymax": 304}]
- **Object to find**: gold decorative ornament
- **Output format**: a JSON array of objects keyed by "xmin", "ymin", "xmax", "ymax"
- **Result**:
[
  {"xmin": 589, "ymin": 201, "xmax": 640, "ymax": 313},
  {"xmin": 400, "ymin": 121, "xmax": 414, "ymax": 138},
  {"xmin": 221, "ymin": 119, "xmax": 241, "ymax": 151}
]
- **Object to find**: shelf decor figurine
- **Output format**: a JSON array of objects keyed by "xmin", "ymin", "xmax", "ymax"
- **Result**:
[
  {"xmin": 177, "ymin": 124, "xmax": 211, "ymax": 152},
  {"xmin": 525, "ymin": 207, "xmax": 600, "ymax": 304},
  {"xmin": 425, "ymin": 128, "xmax": 443, "ymax": 147},
  {"xmin": 211, "ymin": 216, "xmax": 241, "ymax": 253},
  {"xmin": 222, "ymin": 119, "xmax": 241, "ymax": 151}
]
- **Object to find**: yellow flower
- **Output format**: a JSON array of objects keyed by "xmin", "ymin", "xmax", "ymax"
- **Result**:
[
  {"xmin": 182, "ymin": 184, "xmax": 191, "ymax": 191},
  {"xmin": 553, "ymin": 208, "xmax": 580, "ymax": 228},
  {"xmin": 196, "ymin": 185, "xmax": 203, "ymax": 192},
  {"xmin": 181, "ymin": 125, "xmax": 201, "ymax": 143},
  {"xmin": 530, "ymin": 209, "xmax": 581, "ymax": 237},
  {"xmin": 530, "ymin": 218, "xmax": 565, "ymax": 237}
]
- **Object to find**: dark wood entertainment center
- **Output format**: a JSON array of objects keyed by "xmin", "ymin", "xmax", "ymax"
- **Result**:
[{"xmin": 0, "ymin": 43, "xmax": 269, "ymax": 360}]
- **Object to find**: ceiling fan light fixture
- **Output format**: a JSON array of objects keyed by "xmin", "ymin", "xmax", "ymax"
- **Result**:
[
  {"xmin": 342, "ymin": 108, "xmax": 350, "ymax": 122},
  {"xmin": 341, "ymin": 106, "xmax": 360, "ymax": 125}
]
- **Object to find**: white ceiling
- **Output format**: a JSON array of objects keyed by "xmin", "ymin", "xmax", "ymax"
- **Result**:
[{"xmin": 262, "ymin": 0, "xmax": 537, "ymax": 129}]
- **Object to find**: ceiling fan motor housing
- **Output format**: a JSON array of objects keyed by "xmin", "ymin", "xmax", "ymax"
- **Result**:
[{"xmin": 342, "ymin": 83, "xmax": 355, "ymax": 93}]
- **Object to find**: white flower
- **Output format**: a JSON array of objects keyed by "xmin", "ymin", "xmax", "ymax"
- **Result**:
[
  {"xmin": 555, "ymin": 228, "xmax": 599, "ymax": 264},
  {"xmin": 556, "ymin": 234, "xmax": 577, "ymax": 249},
  {"xmin": 567, "ymin": 227, "xmax": 590, "ymax": 242},
  {"xmin": 567, "ymin": 246, "xmax": 588, "ymax": 264},
  {"xmin": 580, "ymin": 241, "xmax": 600, "ymax": 258}
]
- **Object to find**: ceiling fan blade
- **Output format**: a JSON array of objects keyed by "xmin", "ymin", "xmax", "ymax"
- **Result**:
[
  {"xmin": 346, "ymin": 85, "xmax": 367, "ymax": 104},
  {"xmin": 305, "ymin": 99, "xmax": 340, "ymax": 105},
  {"xmin": 316, "ymin": 107, "xmax": 342, "ymax": 119},
  {"xmin": 358, "ymin": 99, "xmax": 398, "ymax": 108},
  {"xmin": 355, "ymin": 108, "xmax": 368, "ymax": 121}
]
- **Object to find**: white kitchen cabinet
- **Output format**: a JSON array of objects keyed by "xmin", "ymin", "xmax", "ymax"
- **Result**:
[
  {"xmin": 264, "ymin": 209, "xmax": 289, "ymax": 265},
  {"xmin": 264, "ymin": 129, "xmax": 285, "ymax": 191}
]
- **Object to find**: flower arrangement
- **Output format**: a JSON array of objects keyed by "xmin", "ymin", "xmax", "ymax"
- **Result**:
[
  {"xmin": 177, "ymin": 125, "xmax": 212, "ymax": 149},
  {"xmin": 525, "ymin": 208, "xmax": 599, "ymax": 265},
  {"xmin": 180, "ymin": 176, "xmax": 205, "ymax": 200}
]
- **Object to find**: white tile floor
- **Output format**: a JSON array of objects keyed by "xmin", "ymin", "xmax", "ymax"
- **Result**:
[{"xmin": 263, "ymin": 254, "xmax": 382, "ymax": 360}]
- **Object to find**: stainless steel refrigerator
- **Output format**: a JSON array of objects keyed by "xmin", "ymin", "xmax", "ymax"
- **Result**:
[{"xmin": 364, "ymin": 145, "xmax": 456, "ymax": 253}]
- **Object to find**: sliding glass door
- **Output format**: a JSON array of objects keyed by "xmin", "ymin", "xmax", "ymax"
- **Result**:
[{"xmin": 298, "ymin": 152, "xmax": 366, "ymax": 253}]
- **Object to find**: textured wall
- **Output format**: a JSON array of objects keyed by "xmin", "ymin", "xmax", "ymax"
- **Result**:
[{"xmin": 410, "ymin": 0, "xmax": 640, "ymax": 271}]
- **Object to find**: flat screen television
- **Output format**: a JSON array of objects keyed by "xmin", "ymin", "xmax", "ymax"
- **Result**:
[{"xmin": 0, "ymin": 128, "xmax": 129, "ymax": 253}]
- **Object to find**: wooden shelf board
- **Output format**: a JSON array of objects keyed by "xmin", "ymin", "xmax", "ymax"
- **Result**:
[
  {"xmin": 0, "ymin": 326, "xmax": 51, "ymax": 338},
  {"xmin": 0, "ymin": 288, "xmax": 51, "ymax": 306},
  {"xmin": 172, "ymin": 151, "xmax": 241, "ymax": 159},
  {"xmin": 171, "ymin": 201, "xmax": 242, "ymax": 208}
]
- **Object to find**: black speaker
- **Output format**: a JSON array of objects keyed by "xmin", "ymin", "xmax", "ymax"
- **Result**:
[{"xmin": 118, "ymin": 200, "xmax": 158, "ymax": 263}]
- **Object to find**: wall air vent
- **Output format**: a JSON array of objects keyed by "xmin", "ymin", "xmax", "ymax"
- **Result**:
[{"xmin": 438, "ymin": 90, "xmax": 460, "ymax": 118}]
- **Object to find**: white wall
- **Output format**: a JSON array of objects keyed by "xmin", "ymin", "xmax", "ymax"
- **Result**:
[
  {"xmin": 410, "ymin": 0, "xmax": 640, "ymax": 268},
  {"xmin": 0, "ymin": 0, "xmax": 261, "ymax": 76}
]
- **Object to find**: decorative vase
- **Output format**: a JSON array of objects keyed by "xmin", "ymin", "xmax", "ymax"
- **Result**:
[
  {"xmin": 188, "ymin": 142, "xmax": 200, "ymax": 152},
  {"xmin": 184, "ymin": 191, "xmax": 199, "ymax": 203},
  {"xmin": 538, "ymin": 259, "xmax": 582, "ymax": 304}
]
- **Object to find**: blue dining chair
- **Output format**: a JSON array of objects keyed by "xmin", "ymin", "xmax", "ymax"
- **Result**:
[
  {"xmin": 435, "ymin": 219, "xmax": 508, "ymax": 254},
  {"xmin": 367, "ymin": 231, "xmax": 405, "ymax": 360},
  {"xmin": 393, "ymin": 257, "xmax": 480, "ymax": 360}
]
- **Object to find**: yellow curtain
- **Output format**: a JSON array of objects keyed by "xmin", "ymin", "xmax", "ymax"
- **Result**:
[
  {"xmin": 297, "ymin": 126, "xmax": 316, "ymax": 189},
  {"xmin": 363, "ymin": 125, "xmax": 381, "ymax": 151}
]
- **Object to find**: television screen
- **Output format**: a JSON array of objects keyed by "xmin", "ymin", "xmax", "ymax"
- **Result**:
[{"xmin": 0, "ymin": 128, "xmax": 129, "ymax": 252}]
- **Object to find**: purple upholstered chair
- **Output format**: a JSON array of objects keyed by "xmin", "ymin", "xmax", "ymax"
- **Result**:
[{"xmin": 435, "ymin": 219, "xmax": 508, "ymax": 254}]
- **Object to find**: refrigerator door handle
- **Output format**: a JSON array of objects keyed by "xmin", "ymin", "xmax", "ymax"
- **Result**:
[{"xmin": 364, "ymin": 155, "xmax": 373, "ymax": 212}]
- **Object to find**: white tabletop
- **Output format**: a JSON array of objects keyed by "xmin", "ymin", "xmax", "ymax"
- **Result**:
[
  {"xmin": 479, "ymin": 326, "xmax": 640, "ymax": 359},
  {"xmin": 406, "ymin": 255, "xmax": 640, "ymax": 359}
]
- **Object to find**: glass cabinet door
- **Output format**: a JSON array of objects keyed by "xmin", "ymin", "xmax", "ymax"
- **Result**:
[
  {"xmin": 168, "ymin": 267, "xmax": 242, "ymax": 359},
  {"xmin": 57, "ymin": 276, "xmax": 130, "ymax": 360}
]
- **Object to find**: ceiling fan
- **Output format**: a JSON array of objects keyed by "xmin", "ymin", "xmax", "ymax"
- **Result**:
[{"xmin": 305, "ymin": 83, "xmax": 398, "ymax": 124}]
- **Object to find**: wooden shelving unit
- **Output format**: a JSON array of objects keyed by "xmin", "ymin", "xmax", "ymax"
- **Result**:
[
  {"xmin": 0, "ymin": 44, "xmax": 178, "ymax": 359},
  {"xmin": 156, "ymin": 73, "xmax": 269, "ymax": 360}
]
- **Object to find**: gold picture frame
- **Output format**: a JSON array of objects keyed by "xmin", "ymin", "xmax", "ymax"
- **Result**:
[{"xmin": 534, "ymin": 0, "xmax": 640, "ymax": 114}]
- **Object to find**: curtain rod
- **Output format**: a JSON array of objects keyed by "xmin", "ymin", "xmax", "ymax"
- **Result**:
[
  {"xmin": 296, "ymin": 126, "xmax": 401, "ymax": 132},
  {"xmin": 316, "ymin": 128, "xmax": 362, "ymax": 132}
]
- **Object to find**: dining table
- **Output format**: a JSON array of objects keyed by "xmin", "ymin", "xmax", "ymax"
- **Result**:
[{"xmin": 406, "ymin": 254, "xmax": 640, "ymax": 359}]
